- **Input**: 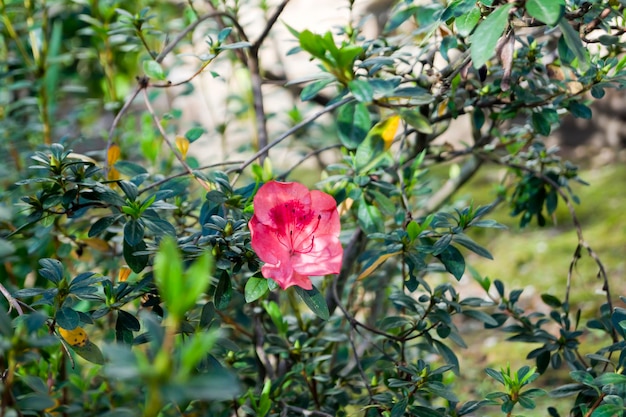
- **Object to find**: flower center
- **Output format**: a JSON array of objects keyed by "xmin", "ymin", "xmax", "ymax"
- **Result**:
[{"xmin": 270, "ymin": 200, "xmax": 322, "ymax": 256}]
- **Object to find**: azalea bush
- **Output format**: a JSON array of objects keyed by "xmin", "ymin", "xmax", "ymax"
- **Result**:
[{"xmin": 2, "ymin": 0, "xmax": 626, "ymax": 416}]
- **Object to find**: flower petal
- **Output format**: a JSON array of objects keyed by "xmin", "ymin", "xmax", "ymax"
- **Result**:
[
  {"xmin": 310, "ymin": 190, "xmax": 341, "ymax": 236},
  {"xmin": 292, "ymin": 234, "xmax": 343, "ymax": 277},
  {"xmin": 260, "ymin": 261, "xmax": 311, "ymax": 290},
  {"xmin": 249, "ymin": 218, "xmax": 290, "ymax": 265},
  {"xmin": 252, "ymin": 181, "xmax": 311, "ymax": 225}
]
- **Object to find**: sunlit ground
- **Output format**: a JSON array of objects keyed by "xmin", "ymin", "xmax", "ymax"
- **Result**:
[{"xmin": 448, "ymin": 162, "xmax": 626, "ymax": 415}]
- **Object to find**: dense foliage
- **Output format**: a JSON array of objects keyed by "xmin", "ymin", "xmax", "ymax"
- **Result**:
[{"xmin": 1, "ymin": 0, "xmax": 626, "ymax": 416}]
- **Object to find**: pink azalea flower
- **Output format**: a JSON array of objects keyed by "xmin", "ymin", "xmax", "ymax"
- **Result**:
[{"xmin": 249, "ymin": 181, "xmax": 343, "ymax": 290}]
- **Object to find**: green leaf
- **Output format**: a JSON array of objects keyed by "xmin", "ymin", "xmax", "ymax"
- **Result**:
[
  {"xmin": 115, "ymin": 161, "xmax": 148, "ymax": 177},
  {"xmin": 185, "ymin": 127, "xmax": 205, "ymax": 142},
  {"xmin": 119, "ymin": 180, "xmax": 138, "ymax": 201},
  {"xmin": 541, "ymin": 293, "xmax": 562, "ymax": 308},
  {"xmin": 295, "ymin": 285, "xmax": 330, "ymax": 320},
  {"xmin": 357, "ymin": 197, "xmax": 384, "ymax": 234},
  {"xmin": 123, "ymin": 219, "xmax": 144, "ymax": 246},
  {"xmin": 433, "ymin": 339, "xmax": 460, "ymax": 375},
  {"xmin": 348, "ymin": 79, "xmax": 374, "ymax": 102},
  {"xmin": 214, "ymin": 271, "xmax": 232, "ymax": 310},
  {"xmin": 549, "ymin": 383, "xmax": 585, "ymax": 398},
  {"xmin": 453, "ymin": 234, "xmax": 493, "ymax": 259},
  {"xmin": 185, "ymin": 252, "xmax": 213, "ymax": 306},
  {"xmin": 411, "ymin": 406, "xmax": 446, "ymax": 417},
  {"xmin": 568, "ymin": 102, "xmax": 592, "ymax": 119},
  {"xmin": 245, "ymin": 277, "xmax": 269, "ymax": 303},
  {"xmin": 531, "ymin": 111, "xmax": 551, "ymax": 136},
  {"xmin": 153, "ymin": 237, "xmax": 183, "ymax": 313},
  {"xmin": 442, "ymin": 0, "xmax": 477, "ymax": 21},
  {"xmin": 525, "ymin": 0, "xmax": 565, "ymax": 26},
  {"xmin": 88, "ymin": 215, "xmax": 121, "ymax": 237},
  {"xmin": 358, "ymin": 251, "xmax": 402, "ymax": 281},
  {"xmin": 463, "ymin": 309, "xmax": 498, "ymax": 326},
  {"xmin": 385, "ymin": 6, "xmax": 418, "ymax": 33},
  {"xmin": 16, "ymin": 393, "xmax": 56, "ymax": 411},
  {"xmin": 154, "ymin": 237, "xmax": 213, "ymax": 319},
  {"xmin": 179, "ymin": 331, "xmax": 218, "ymax": 377},
  {"xmin": 217, "ymin": 27, "xmax": 232, "ymax": 43},
  {"xmin": 300, "ymin": 78, "xmax": 333, "ymax": 101},
  {"xmin": 590, "ymin": 404, "xmax": 624, "ymax": 417},
  {"xmin": 123, "ymin": 239, "xmax": 149, "ymax": 273},
  {"xmin": 456, "ymin": 7, "xmax": 481, "ymax": 37},
  {"xmin": 334, "ymin": 44, "xmax": 362, "ymax": 73},
  {"xmin": 117, "ymin": 310, "xmax": 140, "ymax": 331},
  {"xmin": 39, "ymin": 258, "xmax": 64, "ymax": 285},
  {"xmin": 337, "ymin": 101, "xmax": 371, "ymax": 149},
  {"xmin": 143, "ymin": 60, "xmax": 165, "ymax": 80},
  {"xmin": 299, "ymin": 30, "xmax": 326, "ymax": 60},
  {"xmin": 219, "ymin": 41, "xmax": 251, "ymax": 51},
  {"xmin": 558, "ymin": 20, "xmax": 590, "ymax": 72},
  {"xmin": 391, "ymin": 398, "xmax": 408, "ymax": 417},
  {"xmin": 437, "ymin": 245, "xmax": 465, "ymax": 280},
  {"xmin": 470, "ymin": 4, "xmax": 514, "ymax": 69},
  {"xmin": 263, "ymin": 300, "xmax": 287, "ymax": 334},
  {"xmin": 56, "ymin": 307, "xmax": 80, "ymax": 330},
  {"xmin": 354, "ymin": 128, "xmax": 384, "ymax": 172},
  {"xmin": 406, "ymin": 220, "xmax": 420, "ymax": 241},
  {"xmin": 398, "ymin": 108, "xmax": 432, "ymax": 134},
  {"xmin": 72, "ymin": 340, "xmax": 105, "ymax": 365},
  {"xmin": 594, "ymin": 373, "xmax": 626, "ymax": 386},
  {"xmin": 0, "ymin": 238, "xmax": 15, "ymax": 258}
]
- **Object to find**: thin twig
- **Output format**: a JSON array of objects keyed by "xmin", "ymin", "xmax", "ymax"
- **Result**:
[
  {"xmin": 252, "ymin": 0, "xmax": 290, "ymax": 52},
  {"xmin": 414, "ymin": 155, "xmax": 483, "ymax": 218},
  {"xmin": 331, "ymin": 256, "xmax": 403, "ymax": 342},
  {"xmin": 277, "ymin": 144, "xmax": 341, "ymax": 180},
  {"xmin": 151, "ymin": 59, "xmax": 214, "ymax": 88},
  {"xmin": 155, "ymin": 11, "xmax": 247, "ymax": 63},
  {"xmin": 248, "ymin": 54, "xmax": 270, "ymax": 163},
  {"xmin": 247, "ymin": 1, "xmax": 290, "ymax": 163},
  {"xmin": 138, "ymin": 160, "xmax": 244, "ymax": 195},
  {"xmin": 346, "ymin": 328, "xmax": 374, "ymax": 398},
  {"xmin": 142, "ymin": 89, "xmax": 211, "ymax": 192},
  {"xmin": 104, "ymin": 83, "xmax": 143, "ymax": 176},
  {"xmin": 0, "ymin": 282, "xmax": 23, "ymax": 315},
  {"xmin": 480, "ymin": 154, "xmax": 615, "ymax": 341},
  {"xmin": 281, "ymin": 404, "xmax": 334, "ymax": 417},
  {"xmin": 228, "ymin": 97, "xmax": 354, "ymax": 185}
]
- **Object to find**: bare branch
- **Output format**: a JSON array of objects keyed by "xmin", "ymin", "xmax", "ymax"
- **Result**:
[
  {"xmin": 138, "ymin": 160, "xmax": 244, "ymax": 195},
  {"xmin": 251, "ymin": 0, "xmax": 290, "ymax": 53},
  {"xmin": 0, "ymin": 282, "xmax": 23, "ymax": 315},
  {"xmin": 142, "ymin": 89, "xmax": 211, "ymax": 192},
  {"xmin": 228, "ymin": 97, "xmax": 354, "ymax": 184},
  {"xmin": 277, "ymin": 144, "xmax": 341, "ymax": 180},
  {"xmin": 105, "ymin": 82, "xmax": 144, "ymax": 177},
  {"xmin": 155, "ymin": 11, "xmax": 247, "ymax": 64},
  {"xmin": 480, "ymin": 153, "xmax": 615, "ymax": 340}
]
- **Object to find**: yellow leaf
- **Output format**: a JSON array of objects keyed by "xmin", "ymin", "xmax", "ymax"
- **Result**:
[
  {"xmin": 337, "ymin": 197, "xmax": 354, "ymax": 217},
  {"xmin": 58, "ymin": 326, "xmax": 88, "ymax": 347},
  {"xmin": 107, "ymin": 144, "xmax": 121, "ymax": 166},
  {"xmin": 175, "ymin": 136, "xmax": 190, "ymax": 160},
  {"xmin": 437, "ymin": 100, "xmax": 448, "ymax": 117},
  {"xmin": 357, "ymin": 251, "xmax": 401, "ymax": 280},
  {"xmin": 380, "ymin": 115, "xmax": 400, "ymax": 150},
  {"xmin": 67, "ymin": 153, "xmax": 97, "ymax": 164},
  {"xmin": 118, "ymin": 266, "xmax": 131, "ymax": 282},
  {"xmin": 107, "ymin": 166, "xmax": 120, "ymax": 182},
  {"xmin": 566, "ymin": 81, "xmax": 584, "ymax": 95},
  {"xmin": 82, "ymin": 238, "xmax": 111, "ymax": 252}
]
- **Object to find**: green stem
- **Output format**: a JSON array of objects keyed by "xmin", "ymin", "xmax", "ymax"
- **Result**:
[
  {"xmin": 0, "ymin": 0, "xmax": 32, "ymax": 66},
  {"xmin": 287, "ymin": 289, "xmax": 305, "ymax": 330}
]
